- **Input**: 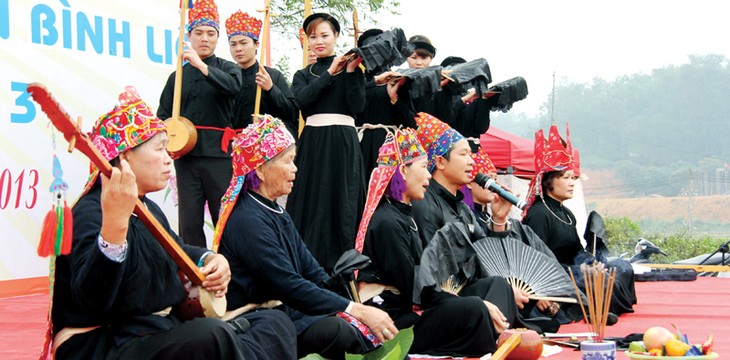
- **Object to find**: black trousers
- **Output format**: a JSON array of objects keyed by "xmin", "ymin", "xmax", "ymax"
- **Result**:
[
  {"xmin": 106, "ymin": 318, "xmax": 245, "ymax": 360},
  {"xmin": 410, "ymin": 295, "xmax": 495, "ymax": 357},
  {"xmin": 297, "ymin": 316, "xmax": 371, "ymax": 360},
  {"xmin": 174, "ymin": 156, "xmax": 232, "ymax": 248}
]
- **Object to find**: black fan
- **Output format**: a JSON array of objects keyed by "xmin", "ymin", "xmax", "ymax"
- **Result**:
[
  {"xmin": 484, "ymin": 76, "xmax": 528, "ymax": 112},
  {"xmin": 352, "ymin": 28, "xmax": 409, "ymax": 74},
  {"xmin": 471, "ymin": 237, "xmax": 577, "ymax": 303},
  {"xmin": 441, "ymin": 58, "xmax": 492, "ymax": 95}
]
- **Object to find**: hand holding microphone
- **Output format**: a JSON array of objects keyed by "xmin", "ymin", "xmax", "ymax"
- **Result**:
[{"xmin": 473, "ymin": 173, "xmax": 526, "ymax": 210}]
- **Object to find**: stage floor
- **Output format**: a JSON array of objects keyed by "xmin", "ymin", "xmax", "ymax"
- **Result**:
[{"xmin": 1, "ymin": 277, "xmax": 727, "ymax": 359}]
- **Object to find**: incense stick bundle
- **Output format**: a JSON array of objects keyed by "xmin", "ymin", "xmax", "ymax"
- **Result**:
[{"xmin": 569, "ymin": 264, "xmax": 616, "ymax": 342}]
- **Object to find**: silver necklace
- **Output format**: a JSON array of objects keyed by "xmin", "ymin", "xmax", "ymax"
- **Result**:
[
  {"xmin": 248, "ymin": 192, "xmax": 284, "ymax": 214},
  {"xmin": 541, "ymin": 196, "xmax": 573, "ymax": 225}
]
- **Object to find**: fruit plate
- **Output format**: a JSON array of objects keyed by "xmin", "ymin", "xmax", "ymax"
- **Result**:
[{"xmin": 624, "ymin": 351, "xmax": 719, "ymax": 359}]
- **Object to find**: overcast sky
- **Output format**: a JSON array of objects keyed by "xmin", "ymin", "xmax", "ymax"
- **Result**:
[{"xmin": 363, "ymin": 0, "xmax": 730, "ymax": 115}]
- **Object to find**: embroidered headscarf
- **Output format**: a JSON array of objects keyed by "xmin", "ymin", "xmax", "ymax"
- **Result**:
[
  {"xmin": 523, "ymin": 123, "xmax": 580, "ymax": 216},
  {"xmin": 81, "ymin": 86, "xmax": 167, "ymax": 195},
  {"xmin": 188, "ymin": 0, "xmax": 220, "ymax": 32},
  {"xmin": 355, "ymin": 128, "xmax": 426, "ymax": 253},
  {"xmin": 225, "ymin": 10, "xmax": 262, "ymax": 41},
  {"xmin": 470, "ymin": 146, "xmax": 497, "ymax": 179},
  {"xmin": 212, "ymin": 115, "xmax": 295, "ymax": 251},
  {"xmin": 414, "ymin": 112, "xmax": 466, "ymax": 173}
]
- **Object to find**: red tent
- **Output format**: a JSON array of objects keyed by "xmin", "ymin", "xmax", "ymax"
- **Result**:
[{"xmin": 479, "ymin": 127, "xmax": 535, "ymax": 177}]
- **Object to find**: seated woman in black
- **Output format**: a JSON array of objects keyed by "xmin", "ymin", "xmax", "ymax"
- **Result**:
[
  {"xmin": 356, "ymin": 128, "xmax": 499, "ymax": 356},
  {"xmin": 214, "ymin": 116, "xmax": 398, "ymax": 360}
]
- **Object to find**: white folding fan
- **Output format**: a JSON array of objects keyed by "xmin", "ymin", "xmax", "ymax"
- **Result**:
[{"xmin": 471, "ymin": 237, "xmax": 578, "ymax": 303}]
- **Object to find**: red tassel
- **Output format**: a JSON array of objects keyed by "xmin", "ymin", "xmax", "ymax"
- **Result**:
[
  {"xmin": 37, "ymin": 207, "xmax": 57, "ymax": 258},
  {"xmin": 60, "ymin": 202, "xmax": 73, "ymax": 255}
]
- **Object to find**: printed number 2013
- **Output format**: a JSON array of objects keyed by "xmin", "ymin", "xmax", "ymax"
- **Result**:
[{"xmin": 0, "ymin": 169, "xmax": 39, "ymax": 209}]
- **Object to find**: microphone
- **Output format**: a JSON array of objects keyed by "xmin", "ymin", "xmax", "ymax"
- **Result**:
[{"xmin": 473, "ymin": 173, "xmax": 527, "ymax": 210}]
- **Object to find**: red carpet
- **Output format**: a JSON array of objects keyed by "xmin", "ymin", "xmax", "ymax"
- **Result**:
[{"xmin": 0, "ymin": 277, "xmax": 727, "ymax": 359}]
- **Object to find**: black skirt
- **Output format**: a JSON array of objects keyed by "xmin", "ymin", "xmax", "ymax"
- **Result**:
[{"xmin": 286, "ymin": 124, "xmax": 365, "ymax": 272}]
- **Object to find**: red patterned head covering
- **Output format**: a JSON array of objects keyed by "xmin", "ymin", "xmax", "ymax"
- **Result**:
[
  {"xmin": 225, "ymin": 10, "xmax": 262, "ymax": 41},
  {"xmin": 81, "ymin": 86, "xmax": 167, "ymax": 195},
  {"xmin": 354, "ymin": 128, "xmax": 426, "ymax": 253},
  {"xmin": 470, "ymin": 146, "xmax": 497, "ymax": 179},
  {"xmin": 188, "ymin": 0, "xmax": 219, "ymax": 32},
  {"xmin": 212, "ymin": 115, "xmax": 296, "ymax": 251},
  {"xmin": 414, "ymin": 112, "xmax": 466, "ymax": 172},
  {"xmin": 523, "ymin": 123, "xmax": 580, "ymax": 216}
]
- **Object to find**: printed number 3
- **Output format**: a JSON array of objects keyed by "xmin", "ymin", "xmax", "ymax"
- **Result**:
[{"xmin": 11, "ymin": 82, "xmax": 36, "ymax": 124}]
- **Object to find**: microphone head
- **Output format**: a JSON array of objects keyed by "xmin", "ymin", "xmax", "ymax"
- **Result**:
[{"xmin": 474, "ymin": 173, "xmax": 489, "ymax": 187}]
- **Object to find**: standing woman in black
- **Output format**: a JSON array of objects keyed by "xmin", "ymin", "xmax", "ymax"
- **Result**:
[
  {"xmin": 287, "ymin": 13, "xmax": 366, "ymax": 272},
  {"xmin": 357, "ymin": 28, "xmax": 416, "ymax": 181}
]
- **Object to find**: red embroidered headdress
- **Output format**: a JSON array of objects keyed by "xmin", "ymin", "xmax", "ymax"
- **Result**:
[
  {"xmin": 225, "ymin": 10, "xmax": 262, "ymax": 41},
  {"xmin": 523, "ymin": 123, "xmax": 580, "ymax": 215},
  {"xmin": 188, "ymin": 0, "xmax": 220, "ymax": 32}
]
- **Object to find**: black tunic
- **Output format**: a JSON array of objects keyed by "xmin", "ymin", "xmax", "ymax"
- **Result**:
[
  {"xmin": 286, "ymin": 56, "xmax": 366, "ymax": 272},
  {"xmin": 411, "ymin": 90, "xmax": 457, "ymax": 124},
  {"xmin": 157, "ymin": 54, "xmax": 241, "ymax": 158},
  {"xmin": 412, "ymin": 179, "xmax": 483, "ymax": 249},
  {"xmin": 523, "ymin": 195, "xmax": 637, "ymax": 315},
  {"xmin": 52, "ymin": 186, "xmax": 296, "ymax": 359},
  {"xmin": 360, "ymin": 198, "xmax": 497, "ymax": 356},
  {"xmin": 453, "ymin": 97, "xmax": 491, "ymax": 153},
  {"xmin": 231, "ymin": 61, "xmax": 298, "ymax": 138},
  {"xmin": 358, "ymin": 79, "xmax": 417, "ymax": 180},
  {"xmin": 220, "ymin": 191, "xmax": 350, "ymax": 334}
]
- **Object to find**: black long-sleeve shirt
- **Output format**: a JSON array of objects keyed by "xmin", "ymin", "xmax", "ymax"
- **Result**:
[
  {"xmin": 292, "ymin": 56, "xmax": 366, "ymax": 118},
  {"xmin": 52, "ymin": 185, "xmax": 207, "ymax": 355},
  {"xmin": 231, "ymin": 62, "xmax": 298, "ymax": 137},
  {"xmin": 219, "ymin": 191, "xmax": 349, "ymax": 333},
  {"xmin": 360, "ymin": 199, "xmax": 422, "ymax": 318},
  {"xmin": 157, "ymin": 55, "xmax": 241, "ymax": 157},
  {"xmin": 522, "ymin": 195, "xmax": 584, "ymax": 264}
]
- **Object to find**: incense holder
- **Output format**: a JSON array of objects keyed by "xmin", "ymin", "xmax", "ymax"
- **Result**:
[{"xmin": 581, "ymin": 340, "xmax": 616, "ymax": 360}]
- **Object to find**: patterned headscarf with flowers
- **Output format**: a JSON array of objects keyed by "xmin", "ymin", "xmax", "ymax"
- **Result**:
[
  {"xmin": 81, "ymin": 86, "xmax": 167, "ymax": 195},
  {"xmin": 414, "ymin": 112, "xmax": 466, "ymax": 173},
  {"xmin": 188, "ymin": 0, "xmax": 220, "ymax": 32},
  {"xmin": 354, "ymin": 128, "xmax": 426, "ymax": 253},
  {"xmin": 212, "ymin": 115, "xmax": 295, "ymax": 251},
  {"xmin": 225, "ymin": 10, "xmax": 262, "ymax": 41}
]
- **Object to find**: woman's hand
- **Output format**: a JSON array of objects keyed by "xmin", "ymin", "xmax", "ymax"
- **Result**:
[
  {"xmin": 512, "ymin": 288, "xmax": 530, "ymax": 310},
  {"xmin": 346, "ymin": 54, "xmax": 363, "ymax": 73},
  {"xmin": 327, "ymin": 55, "xmax": 348, "ymax": 75},
  {"xmin": 100, "ymin": 158, "xmax": 136, "ymax": 245},
  {"xmin": 200, "ymin": 254, "xmax": 232, "ymax": 298},
  {"xmin": 386, "ymin": 77, "xmax": 406, "ymax": 104},
  {"xmin": 350, "ymin": 302, "xmax": 399, "ymax": 342},
  {"xmin": 483, "ymin": 300, "xmax": 509, "ymax": 334}
]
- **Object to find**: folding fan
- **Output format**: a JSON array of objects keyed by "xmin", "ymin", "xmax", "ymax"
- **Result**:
[
  {"xmin": 471, "ymin": 237, "xmax": 577, "ymax": 303},
  {"xmin": 484, "ymin": 76, "xmax": 528, "ymax": 112},
  {"xmin": 353, "ymin": 27, "xmax": 409, "ymax": 74},
  {"xmin": 441, "ymin": 58, "xmax": 492, "ymax": 95}
]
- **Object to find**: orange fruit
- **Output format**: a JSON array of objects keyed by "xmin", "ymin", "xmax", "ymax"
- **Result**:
[{"xmin": 665, "ymin": 339, "xmax": 691, "ymax": 356}]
